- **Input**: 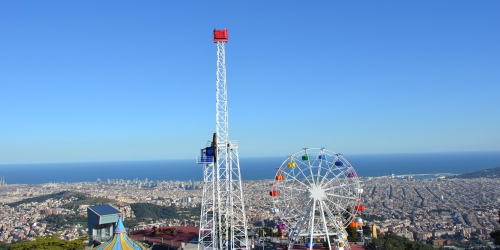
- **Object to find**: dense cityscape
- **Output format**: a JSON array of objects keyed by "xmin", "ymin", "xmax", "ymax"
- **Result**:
[{"xmin": 1, "ymin": 175, "xmax": 499, "ymax": 249}]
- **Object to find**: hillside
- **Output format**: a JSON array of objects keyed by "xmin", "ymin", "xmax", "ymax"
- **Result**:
[
  {"xmin": 7, "ymin": 191, "xmax": 88, "ymax": 207},
  {"xmin": 61, "ymin": 197, "xmax": 116, "ymax": 210},
  {"xmin": 129, "ymin": 203, "xmax": 199, "ymax": 221},
  {"xmin": 449, "ymin": 166, "xmax": 500, "ymax": 179}
]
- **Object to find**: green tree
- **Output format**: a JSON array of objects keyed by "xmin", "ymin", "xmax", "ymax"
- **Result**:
[
  {"xmin": 10, "ymin": 235, "xmax": 88, "ymax": 250},
  {"xmin": 0, "ymin": 242, "xmax": 14, "ymax": 250},
  {"xmin": 490, "ymin": 229, "xmax": 500, "ymax": 246},
  {"xmin": 259, "ymin": 227, "xmax": 273, "ymax": 237},
  {"xmin": 130, "ymin": 203, "xmax": 178, "ymax": 221},
  {"xmin": 346, "ymin": 227, "xmax": 360, "ymax": 242},
  {"xmin": 370, "ymin": 232, "xmax": 434, "ymax": 250},
  {"xmin": 39, "ymin": 214, "xmax": 88, "ymax": 229}
]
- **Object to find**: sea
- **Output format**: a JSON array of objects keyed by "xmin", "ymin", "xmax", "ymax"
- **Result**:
[{"xmin": 0, "ymin": 151, "xmax": 499, "ymax": 185}]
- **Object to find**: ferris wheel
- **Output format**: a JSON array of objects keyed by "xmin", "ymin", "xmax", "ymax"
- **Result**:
[{"xmin": 269, "ymin": 148, "xmax": 364, "ymax": 250}]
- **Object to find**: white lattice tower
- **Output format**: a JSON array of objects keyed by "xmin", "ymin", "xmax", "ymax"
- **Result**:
[{"xmin": 198, "ymin": 28, "xmax": 248, "ymax": 250}]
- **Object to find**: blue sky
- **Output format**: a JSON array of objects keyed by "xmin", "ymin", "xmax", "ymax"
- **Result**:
[{"xmin": 1, "ymin": 1, "xmax": 499, "ymax": 164}]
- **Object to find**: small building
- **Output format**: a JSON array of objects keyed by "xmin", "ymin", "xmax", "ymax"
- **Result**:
[
  {"xmin": 87, "ymin": 204, "xmax": 122, "ymax": 245},
  {"xmin": 94, "ymin": 214, "xmax": 148, "ymax": 250}
]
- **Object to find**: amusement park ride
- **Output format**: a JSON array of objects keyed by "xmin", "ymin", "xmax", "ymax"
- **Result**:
[
  {"xmin": 197, "ymin": 28, "xmax": 248, "ymax": 250},
  {"xmin": 196, "ymin": 29, "xmax": 365, "ymax": 250},
  {"xmin": 270, "ymin": 148, "xmax": 365, "ymax": 250}
]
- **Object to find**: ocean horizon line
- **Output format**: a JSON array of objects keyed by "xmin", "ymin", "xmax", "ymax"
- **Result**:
[
  {"xmin": 2, "ymin": 149, "xmax": 499, "ymax": 166},
  {"xmin": 0, "ymin": 151, "xmax": 499, "ymax": 184}
]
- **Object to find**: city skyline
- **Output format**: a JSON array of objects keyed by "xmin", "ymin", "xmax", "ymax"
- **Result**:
[
  {"xmin": 1, "ymin": 1, "xmax": 499, "ymax": 164},
  {"xmin": 1, "ymin": 177, "xmax": 499, "ymax": 248}
]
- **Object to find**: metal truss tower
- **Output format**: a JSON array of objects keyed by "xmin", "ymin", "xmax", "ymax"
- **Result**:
[{"xmin": 197, "ymin": 28, "xmax": 248, "ymax": 250}]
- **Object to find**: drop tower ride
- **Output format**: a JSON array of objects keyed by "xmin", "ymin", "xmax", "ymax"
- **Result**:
[{"xmin": 197, "ymin": 28, "xmax": 248, "ymax": 250}]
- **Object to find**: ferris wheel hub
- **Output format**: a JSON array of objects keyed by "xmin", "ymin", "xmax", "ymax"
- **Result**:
[{"xmin": 309, "ymin": 185, "xmax": 326, "ymax": 201}]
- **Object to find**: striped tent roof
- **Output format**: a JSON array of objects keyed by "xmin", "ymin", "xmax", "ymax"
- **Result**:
[{"xmin": 94, "ymin": 215, "xmax": 148, "ymax": 250}]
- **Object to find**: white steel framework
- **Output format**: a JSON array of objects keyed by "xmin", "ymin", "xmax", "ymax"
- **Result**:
[{"xmin": 198, "ymin": 31, "xmax": 248, "ymax": 250}]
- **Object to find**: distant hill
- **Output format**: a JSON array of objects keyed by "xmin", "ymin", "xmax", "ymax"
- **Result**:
[
  {"xmin": 61, "ymin": 197, "xmax": 116, "ymax": 210},
  {"xmin": 7, "ymin": 191, "xmax": 88, "ymax": 207},
  {"xmin": 6, "ymin": 190, "xmax": 118, "ymax": 209},
  {"xmin": 129, "ymin": 203, "xmax": 200, "ymax": 221},
  {"xmin": 448, "ymin": 166, "xmax": 500, "ymax": 179}
]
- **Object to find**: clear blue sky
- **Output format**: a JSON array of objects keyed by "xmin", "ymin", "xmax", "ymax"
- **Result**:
[{"xmin": 1, "ymin": 1, "xmax": 499, "ymax": 164}]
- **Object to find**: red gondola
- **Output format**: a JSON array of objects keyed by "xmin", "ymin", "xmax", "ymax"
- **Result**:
[{"xmin": 355, "ymin": 205, "xmax": 365, "ymax": 211}]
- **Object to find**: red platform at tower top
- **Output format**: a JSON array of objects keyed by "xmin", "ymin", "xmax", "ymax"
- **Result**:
[{"xmin": 213, "ymin": 28, "xmax": 228, "ymax": 42}]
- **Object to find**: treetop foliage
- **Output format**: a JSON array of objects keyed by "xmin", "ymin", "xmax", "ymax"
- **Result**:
[
  {"xmin": 9, "ymin": 235, "xmax": 88, "ymax": 250},
  {"xmin": 130, "ymin": 203, "xmax": 178, "ymax": 221},
  {"xmin": 61, "ymin": 197, "xmax": 116, "ymax": 210},
  {"xmin": 39, "ymin": 214, "xmax": 88, "ymax": 230},
  {"xmin": 370, "ymin": 232, "xmax": 435, "ymax": 250},
  {"xmin": 490, "ymin": 229, "xmax": 500, "ymax": 246}
]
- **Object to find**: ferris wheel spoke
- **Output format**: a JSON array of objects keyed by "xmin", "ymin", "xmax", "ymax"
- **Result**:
[
  {"xmin": 281, "ymin": 197, "xmax": 309, "ymax": 208},
  {"xmin": 335, "ymin": 180, "xmax": 359, "ymax": 196},
  {"xmin": 315, "ymin": 158, "xmax": 323, "ymax": 184},
  {"xmin": 294, "ymin": 161, "xmax": 315, "ymax": 186},
  {"xmin": 312, "ymin": 157, "xmax": 325, "ymax": 185},
  {"xmin": 276, "ymin": 192, "xmax": 308, "ymax": 204},
  {"xmin": 322, "ymin": 178, "xmax": 350, "ymax": 189},
  {"xmin": 282, "ymin": 186, "xmax": 304, "ymax": 193},
  {"xmin": 293, "ymin": 199, "xmax": 314, "ymax": 238},
  {"xmin": 320, "ymin": 168, "xmax": 350, "ymax": 187},
  {"xmin": 317, "ymin": 159, "xmax": 333, "ymax": 186},
  {"xmin": 321, "ymin": 201, "xmax": 345, "ymax": 230},
  {"xmin": 317, "ymin": 163, "xmax": 333, "ymax": 186},
  {"xmin": 324, "ymin": 188, "xmax": 358, "ymax": 202},
  {"xmin": 319, "ymin": 200, "xmax": 340, "ymax": 231},
  {"xmin": 283, "ymin": 171, "xmax": 312, "ymax": 189},
  {"xmin": 278, "ymin": 195, "xmax": 311, "ymax": 217},
  {"xmin": 324, "ymin": 192, "xmax": 358, "ymax": 201},
  {"xmin": 323, "ymin": 181, "xmax": 358, "ymax": 192},
  {"xmin": 321, "ymin": 168, "xmax": 348, "ymax": 186},
  {"xmin": 303, "ymin": 149, "xmax": 315, "ymax": 178},
  {"xmin": 317, "ymin": 200, "xmax": 332, "ymax": 240},
  {"xmin": 323, "ymin": 196, "xmax": 355, "ymax": 217}
]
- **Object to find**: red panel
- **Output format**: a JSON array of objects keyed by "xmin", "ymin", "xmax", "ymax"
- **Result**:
[{"xmin": 213, "ymin": 28, "xmax": 228, "ymax": 42}]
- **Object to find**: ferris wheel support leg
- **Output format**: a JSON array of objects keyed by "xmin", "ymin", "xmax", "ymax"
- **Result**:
[
  {"xmin": 288, "ymin": 199, "xmax": 313, "ymax": 250},
  {"xmin": 323, "ymin": 203, "xmax": 351, "ymax": 250},
  {"xmin": 318, "ymin": 201, "xmax": 332, "ymax": 250},
  {"xmin": 308, "ymin": 200, "xmax": 317, "ymax": 250}
]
